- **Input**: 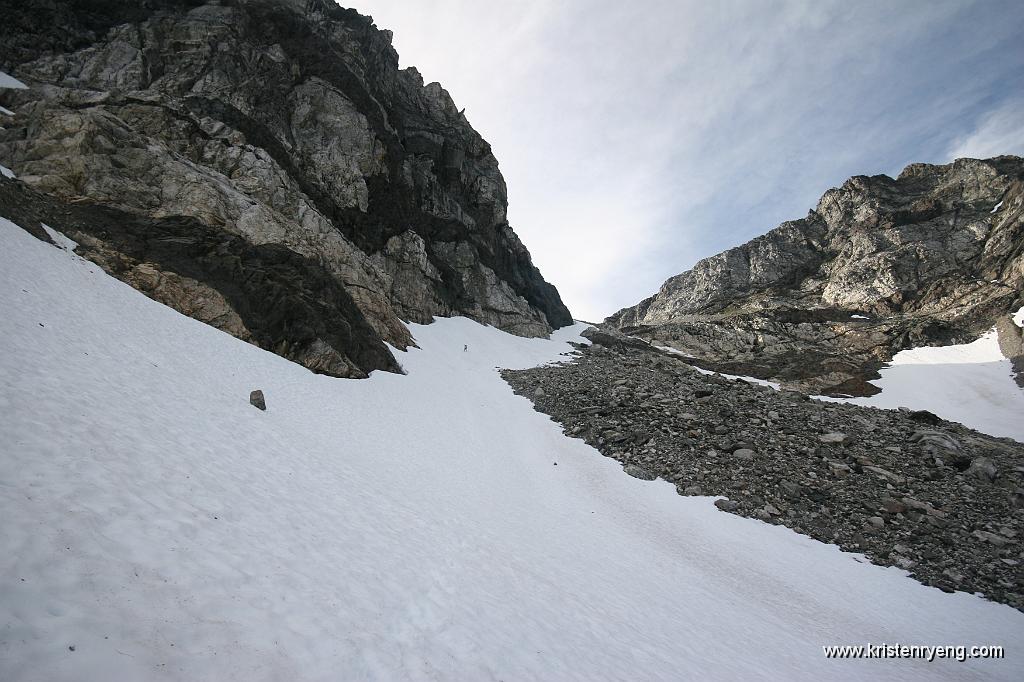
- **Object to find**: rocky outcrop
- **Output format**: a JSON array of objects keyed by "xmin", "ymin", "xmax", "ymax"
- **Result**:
[
  {"xmin": 0, "ymin": 175, "xmax": 403, "ymax": 376},
  {"xmin": 503, "ymin": 338, "xmax": 1024, "ymax": 610},
  {"xmin": 0, "ymin": 0, "xmax": 571, "ymax": 378},
  {"xmin": 996, "ymin": 314, "xmax": 1024, "ymax": 388},
  {"xmin": 608, "ymin": 157, "xmax": 1024, "ymax": 394}
]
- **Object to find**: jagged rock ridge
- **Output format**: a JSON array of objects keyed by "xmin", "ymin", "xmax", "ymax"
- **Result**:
[
  {"xmin": 608, "ymin": 156, "xmax": 1024, "ymax": 395},
  {"xmin": 0, "ymin": 0, "xmax": 572, "ymax": 378}
]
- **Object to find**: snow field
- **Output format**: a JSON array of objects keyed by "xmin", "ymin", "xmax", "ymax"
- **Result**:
[
  {"xmin": 828, "ymin": 324, "xmax": 1024, "ymax": 442},
  {"xmin": 2, "ymin": 217, "xmax": 1023, "ymax": 681}
]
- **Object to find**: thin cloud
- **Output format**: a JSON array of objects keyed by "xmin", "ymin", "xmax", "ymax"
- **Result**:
[
  {"xmin": 946, "ymin": 100, "xmax": 1024, "ymax": 161},
  {"xmin": 357, "ymin": 0, "xmax": 1024, "ymax": 321}
]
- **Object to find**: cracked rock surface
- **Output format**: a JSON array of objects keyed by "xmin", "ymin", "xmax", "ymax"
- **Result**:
[
  {"xmin": 608, "ymin": 156, "xmax": 1024, "ymax": 395},
  {"xmin": 503, "ymin": 337, "xmax": 1024, "ymax": 610},
  {"xmin": 0, "ymin": 0, "xmax": 571, "ymax": 377}
]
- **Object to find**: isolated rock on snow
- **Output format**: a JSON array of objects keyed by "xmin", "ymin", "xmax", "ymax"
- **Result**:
[
  {"xmin": 606, "ymin": 156, "xmax": 1024, "ymax": 395},
  {"xmin": 250, "ymin": 390, "xmax": 267, "ymax": 411},
  {"xmin": 0, "ymin": 0, "xmax": 571, "ymax": 378}
]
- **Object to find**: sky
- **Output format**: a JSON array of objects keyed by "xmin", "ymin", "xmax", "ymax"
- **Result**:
[{"xmin": 356, "ymin": 0, "xmax": 1024, "ymax": 322}]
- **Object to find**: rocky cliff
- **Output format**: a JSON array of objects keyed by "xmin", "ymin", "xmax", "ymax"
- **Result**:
[
  {"xmin": 0, "ymin": 0, "xmax": 572, "ymax": 378},
  {"xmin": 608, "ymin": 157, "xmax": 1024, "ymax": 395}
]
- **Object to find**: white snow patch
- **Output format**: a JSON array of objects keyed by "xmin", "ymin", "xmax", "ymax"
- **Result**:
[
  {"xmin": 0, "ymin": 105, "xmax": 13, "ymax": 116},
  {"xmin": 0, "ymin": 70, "xmax": 28, "ymax": 89},
  {"xmin": 692, "ymin": 364, "xmax": 782, "ymax": 390},
  {"xmin": 654, "ymin": 343, "xmax": 695, "ymax": 358},
  {"xmin": 851, "ymin": 314, "xmax": 870, "ymax": 320},
  {"xmin": 657, "ymin": 344, "xmax": 780, "ymax": 388},
  {"xmin": 0, "ymin": 164, "xmax": 13, "ymax": 179},
  {"xmin": 574, "ymin": 322, "xmax": 593, "ymax": 344},
  {"xmin": 657, "ymin": 346, "xmax": 783, "ymax": 390},
  {"xmin": 2, "ymin": 216, "xmax": 1023, "ymax": 680},
  {"xmin": 991, "ymin": 200, "xmax": 1003, "ymax": 214},
  {"xmin": 821, "ymin": 319, "xmax": 1024, "ymax": 442},
  {"xmin": 41, "ymin": 223, "xmax": 78, "ymax": 251}
]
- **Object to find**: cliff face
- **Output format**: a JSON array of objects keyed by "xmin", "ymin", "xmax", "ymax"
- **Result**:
[
  {"xmin": 608, "ymin": 157, "xmax": 1024, "ymax": 395},
  {"xmin": 0, "ymin": 0, "xmax": 572, "ymax": 378}
]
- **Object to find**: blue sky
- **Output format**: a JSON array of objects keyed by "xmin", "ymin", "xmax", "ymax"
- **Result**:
[{"xmin": 358, "ymin": 0, "xmax": 1024, "ymax": 321}]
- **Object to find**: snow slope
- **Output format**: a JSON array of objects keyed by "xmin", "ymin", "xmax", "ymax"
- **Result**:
[
  {"xmin": 824, "ymin": 326, "xmax": 1024, "ymax": 442},
  {"xmin": 0, "ymin": 70, "xmax": 28, "ymax": 89},
  {"xmin": 1, "ymin": 216, "xmax": 1023, "ymax": 681}
]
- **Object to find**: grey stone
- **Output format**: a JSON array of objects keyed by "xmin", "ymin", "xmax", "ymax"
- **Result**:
[
  {"xmin": 880, "ymin": 498, "xmax": 906, "ymax": 514},
  {"xmin": 907, "ymin": 410, "xmax": 943, "ymax": 425},
  {"xmin": 829, "ymin": 462, "xmax": 852, "ymax": 477},
  {"xmin": 910, "ymin": 430, "xmax": 969, "ymax": 467},
  {"xmin": 942, "ymin": 568, "xmax": 966, "ymax": 584},
  {"xmin": 972, "ymin": 530, "xmax": 1008, "ymax": 547},
  {"xmin": 966, "ymin": 457, "xmax": 998, "ymax": 482},
  {"xmin": 249, "ymin": 390, "xmax": 266, "ymax": 411},
  {"xmin": 1012, "ymin": 489, "xmax": 1024, "ymax": 509},
  {"xmin": 895, "ymin": 556, "xmax": 916, "ymax": 570},
  {"xmin": 819, "ymin": 432, "xmax": 847, "ymax": 444},
  {"xmin": 714, "ymin": 499, "xmax": 740, "ymax": 512},
  {"xmin": 864, "ymin": 465, "xmax": 905, "ymax": 484},
  {"xmin": 623, "ymin": 465, "xmax": 657, "ymax": 481},
  {"xmin": 779, "ymin": 480, "xmax": 802, "ymax": 498},
  {"xmin": 995, "ymin": 315, "xmax": 1024, "ymax": 361}
]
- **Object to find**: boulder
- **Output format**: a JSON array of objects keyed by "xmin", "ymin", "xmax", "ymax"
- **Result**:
[
  {"xmin": 250, "ymin": 390, "xmax": 266, "ymax": 411},
  {"xmin": 967, "ymin": 457, "xmax": 998, "ymax": 482},
  {"xmin": 623, "ymin": 464, "xmax": 657, "ymax": 481}
]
